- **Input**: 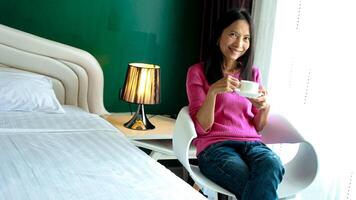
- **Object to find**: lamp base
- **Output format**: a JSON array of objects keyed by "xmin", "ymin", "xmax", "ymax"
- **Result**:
[{"xmin": 124, "ymin": 104, "xmax": 155, "ymax": 130}]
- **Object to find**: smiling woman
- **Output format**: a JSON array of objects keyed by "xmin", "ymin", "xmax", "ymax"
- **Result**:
[
  {"xmin": 219, "ymin": 19, "xmax": 251, "ymax": 70},
  {"xmin": 185, "ymin": 9, "xmax": 283, "ymax": 200}
]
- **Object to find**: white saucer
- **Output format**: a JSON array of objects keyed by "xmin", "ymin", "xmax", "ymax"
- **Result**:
[{"xmin": 235, "ymin": 89, "xmax": 262, "ymax": 98}]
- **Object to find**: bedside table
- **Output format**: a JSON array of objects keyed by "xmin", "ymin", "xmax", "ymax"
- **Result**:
[{"xmin": 104, "ymin": 113, "xmax": 196, "ymax": 160}]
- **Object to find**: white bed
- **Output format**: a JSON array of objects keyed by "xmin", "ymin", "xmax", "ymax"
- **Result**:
[{"xmin": 0, "ymin": 24, "xmax": 206, "ymax": 200}]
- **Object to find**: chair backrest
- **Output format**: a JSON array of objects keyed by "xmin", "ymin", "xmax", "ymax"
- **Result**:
[
  {"xmin": 261, "ymin": 113, "xmax": 305, "ymax": 144},
  {"xmin": 172, "ymin": 106, "xmax": 196, "ymax": 174}
]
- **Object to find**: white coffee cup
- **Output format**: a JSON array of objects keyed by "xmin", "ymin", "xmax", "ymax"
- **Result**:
[{"xmin": 239, "ymin": 80, "xmax": 259, "ymax": 94}]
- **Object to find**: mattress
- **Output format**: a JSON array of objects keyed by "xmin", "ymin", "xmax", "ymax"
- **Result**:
[{"xmin": 0, "ymin": 106, "xmax": 205, "ymax": 200}]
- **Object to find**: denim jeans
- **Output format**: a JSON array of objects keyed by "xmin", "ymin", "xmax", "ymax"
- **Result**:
[{"xmin": 197, "ymin": 140, "xmax": 284, "ymax": 200}]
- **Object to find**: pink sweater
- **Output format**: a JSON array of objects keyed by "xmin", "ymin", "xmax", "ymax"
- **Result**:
[{"xmin": 186, "ymin": 63, "xmax": 262, "ymax": 155}]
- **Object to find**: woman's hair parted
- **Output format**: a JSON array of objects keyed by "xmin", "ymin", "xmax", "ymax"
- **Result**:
[{"xmin": 204, "ymin": 9, "xmax": 255, "ymax": 84}]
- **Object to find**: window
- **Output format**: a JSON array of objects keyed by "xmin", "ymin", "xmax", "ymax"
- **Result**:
[{"xmin": 266, "ymin": 0, "xmax": 356, "ymax": 199}]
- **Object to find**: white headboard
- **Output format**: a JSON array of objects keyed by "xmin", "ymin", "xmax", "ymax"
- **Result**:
[{"xmin": 0, "ymin": 24, "xmax": 108, "ymax": 115}]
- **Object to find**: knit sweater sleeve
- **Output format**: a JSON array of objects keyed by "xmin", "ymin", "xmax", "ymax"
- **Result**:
[{"xmin": 186, "ymin": 64, "xmax": 210, "ymax": 134}]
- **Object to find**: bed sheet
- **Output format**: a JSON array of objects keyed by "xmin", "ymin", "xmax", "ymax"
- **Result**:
[{"xmin": 0, "ymin": 106, "xmax": 205, "ymax": 200}]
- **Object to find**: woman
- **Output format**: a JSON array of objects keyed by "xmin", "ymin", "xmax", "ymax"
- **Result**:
[{"xmin": 186, "ymin": 9, "xmax": 284, "ymax": 200}]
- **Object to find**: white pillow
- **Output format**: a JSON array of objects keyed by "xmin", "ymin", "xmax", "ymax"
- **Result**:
[{"xmin": 0, "ymin": 71, "xmax": 65, "ymax": 113}]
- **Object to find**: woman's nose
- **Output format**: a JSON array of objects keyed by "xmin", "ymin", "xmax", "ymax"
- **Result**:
[{"xmin": 233, "ymin": 37, "xmax": 244, "ymax": 49}]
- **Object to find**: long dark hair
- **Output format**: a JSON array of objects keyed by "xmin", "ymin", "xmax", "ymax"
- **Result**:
[{"xmin": 204, "ymin": 9, "xmax": 255, "ymax": 84}]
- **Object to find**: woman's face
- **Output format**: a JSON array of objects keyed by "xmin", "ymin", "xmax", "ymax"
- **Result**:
[{"xmin": 218, "ymin": 19, "xmax": 250, "ymax": 67}]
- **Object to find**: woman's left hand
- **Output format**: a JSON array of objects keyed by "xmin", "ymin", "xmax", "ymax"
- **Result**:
[{"xmin": 248, "ymin": 87, "xmax": 269, "ymax": 110}]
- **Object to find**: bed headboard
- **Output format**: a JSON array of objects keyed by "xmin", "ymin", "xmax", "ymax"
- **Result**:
[{"xmin": 0, "ymin": 24, "xmax": 108, "ymax": 115}]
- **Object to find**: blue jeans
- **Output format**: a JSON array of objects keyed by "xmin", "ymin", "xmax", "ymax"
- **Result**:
[{"xmin": 197, "ymin": 140, "xmax": 284, "ymax": 200}]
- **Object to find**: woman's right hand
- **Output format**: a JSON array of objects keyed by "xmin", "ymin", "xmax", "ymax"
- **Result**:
[{"xmin": 208, "ymin": 75, "xmax": 240, "ymax": 96}]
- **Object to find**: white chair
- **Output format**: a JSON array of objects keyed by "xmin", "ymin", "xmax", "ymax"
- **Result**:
[{"xmin": 172, "ymin": 106, "xmax": 318, "ymax": 199}]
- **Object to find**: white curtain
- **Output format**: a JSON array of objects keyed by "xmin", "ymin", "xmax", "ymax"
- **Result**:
[
  {"xmin": 252, "ymin": 0, "xmax": 277, "ymax": 87},
  {"xmin": 267, "ymin": 0, "xmax": 356, "ymax": 199}
]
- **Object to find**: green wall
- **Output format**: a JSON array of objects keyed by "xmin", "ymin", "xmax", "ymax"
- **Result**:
[{"xmin": 0, "ymin": 0, "xmax": 201, "ymax": 115}]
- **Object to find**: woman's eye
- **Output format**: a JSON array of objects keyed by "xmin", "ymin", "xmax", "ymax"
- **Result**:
[{"xmin": 229, "ymin": 32, "xmax": 238, "ymax": 38}]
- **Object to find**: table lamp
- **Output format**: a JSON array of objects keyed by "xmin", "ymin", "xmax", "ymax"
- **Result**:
[{"xmin": 120, "ymin": 63, "xmax": 160, "ymax": 130}]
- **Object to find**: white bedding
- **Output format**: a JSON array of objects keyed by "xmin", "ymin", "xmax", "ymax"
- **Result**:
[
  {"xmin": 0, "ymin": 106, "xmax": 205, "ymax": 200},
  {"xmin": 0, "ymin": 106, "xmax": 114, "ymax": 132}
]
